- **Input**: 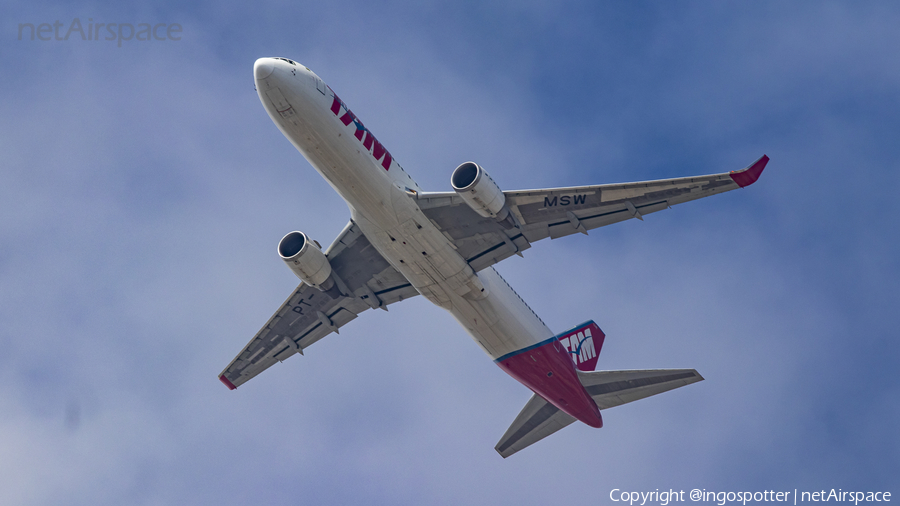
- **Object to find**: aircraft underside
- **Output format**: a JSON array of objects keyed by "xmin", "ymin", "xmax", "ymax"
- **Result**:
[{"xmin": 218, "ymin": 57, "xmax": 767, "ymax": 456}]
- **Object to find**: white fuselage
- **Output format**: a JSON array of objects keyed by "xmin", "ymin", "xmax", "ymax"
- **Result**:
[{"xmin": 254, "ymin": 58, "xmax": 553, "ymax": 361}]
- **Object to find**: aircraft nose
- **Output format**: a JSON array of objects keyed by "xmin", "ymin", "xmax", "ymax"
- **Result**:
[{"xmin": 254, "ymin": 58, "xmax": 275, "ymax": 80}]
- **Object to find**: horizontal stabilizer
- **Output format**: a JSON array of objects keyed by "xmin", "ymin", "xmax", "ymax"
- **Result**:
[
  {"xmin": 495, "ymin": 393, "xmax": 576, "ymax": 458},
  {"xmin": 577, "ymin": 368, "xmax": 704, "ymax": 410},
  {"xmin": 495, "ymin": 368, "xmax": 702, "ymax": 458}
]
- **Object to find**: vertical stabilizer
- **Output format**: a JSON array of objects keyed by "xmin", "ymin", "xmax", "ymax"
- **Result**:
[{"xmin": 555, "ymin": 321, "xmax": 605, "ymax": 372}]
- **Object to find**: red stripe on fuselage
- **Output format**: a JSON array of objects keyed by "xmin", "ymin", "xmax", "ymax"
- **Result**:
[
  {"xmin": 496, "ymin": 339, "xmax": 602, "ymax": 427},
  {"xmin": 327, "ymin": 87, "xmax": 393, "ymax": 171}
]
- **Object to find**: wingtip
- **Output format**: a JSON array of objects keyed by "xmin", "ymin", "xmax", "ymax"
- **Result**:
[
  {"xmin": 219, "ymin": 375, "xmax": 237, "ymax": 390},
  {"xmin": 729, "ymin": 154, "xmax": 769, "ymax": 188}
]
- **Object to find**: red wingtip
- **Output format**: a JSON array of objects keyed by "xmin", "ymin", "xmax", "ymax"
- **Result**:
[
  {"xmin": 219, "ymin": 375, "xmax": 237, "ymax": 390},
  {"xmin": 729, "ymin": 154, "xmax": 769, "ymax": 188}
]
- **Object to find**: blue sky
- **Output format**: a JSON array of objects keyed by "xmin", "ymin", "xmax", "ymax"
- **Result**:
[{"xmin": 2, "ymin": 1, "xmax": 898, "ymax": 504}]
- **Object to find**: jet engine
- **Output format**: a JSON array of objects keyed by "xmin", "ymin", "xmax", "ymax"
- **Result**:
[
  {"xmin": 451, "ymin": 162, "xmax": 510, "ymax": 221},
  {"xmin": 278, "ymin": 231, "xmax": 333, "ymax": 289}
]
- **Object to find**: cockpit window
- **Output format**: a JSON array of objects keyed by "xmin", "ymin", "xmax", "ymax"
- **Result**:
[{"xmin": 275, "ymin": 57, "xmax": 297, "ymax": 66}]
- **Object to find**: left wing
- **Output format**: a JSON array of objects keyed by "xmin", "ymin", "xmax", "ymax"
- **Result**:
[
  {"xmin": 218, "ymin": 221, "xmax": 419, "ymax": 389},
  {"xmin": 419, "ymin": 155, "xmax": 768, "ymax": 272}
]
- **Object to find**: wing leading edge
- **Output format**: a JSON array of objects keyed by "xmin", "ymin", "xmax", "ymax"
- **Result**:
[
  {"xmin": 419, "ymin": 155, "xmax": 768, "ymax": 273},
  {"xmin": 219, "ymin": 221, "xmax": 419, "ymax": 389}
]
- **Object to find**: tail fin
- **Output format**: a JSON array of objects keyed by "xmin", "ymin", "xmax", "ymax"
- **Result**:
[
  {"xmin": 555, "ymin": 320, "xmax": 605, "ymax": 372},
  {"xmin": 495, "ymin": 367, "xmax": 703, "ymax": 458}
]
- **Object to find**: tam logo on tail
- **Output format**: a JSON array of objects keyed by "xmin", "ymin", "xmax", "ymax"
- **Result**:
[{"xmin": 556, "ymin": 321, "xmax": 606, "ymax": 372}]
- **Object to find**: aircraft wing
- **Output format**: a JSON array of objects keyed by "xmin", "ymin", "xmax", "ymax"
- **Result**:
[
  {"xmin": 419, "ymin": 155, "xmax": 767, "ymax": 272},
  {"xmin": 218, "ymin": 221, "xmax": 419, "ymax": 389}
]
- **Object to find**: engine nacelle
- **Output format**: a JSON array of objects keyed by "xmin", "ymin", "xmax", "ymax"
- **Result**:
[
  {"xmin": 278, "ymin": 231, "xmax": 333, "ymax": 289},
  {"xmin": 451, "ymin": 162, "xmax": 508, "ymax": 220}
]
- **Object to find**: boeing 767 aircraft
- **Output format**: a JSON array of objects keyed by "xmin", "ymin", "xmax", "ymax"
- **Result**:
[{"xmin": 219, "ymin": 57, "xmax": 768, "ymax": 457}]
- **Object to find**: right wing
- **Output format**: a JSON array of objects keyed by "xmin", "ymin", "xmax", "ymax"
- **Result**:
[
  {"xmin": 419, "ymin": 155, "xmax": 768, "ymax": 272},
  {"xmin": 218, "ymin": 221, "xmax": 419, "ymax": 389},
  {"xmin": 495, "ymin": 368, "xmax": 703, "ymax": 457}
]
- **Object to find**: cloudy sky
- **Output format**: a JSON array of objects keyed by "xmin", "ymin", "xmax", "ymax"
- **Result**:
[{"xmin": 2, "ymin": 1, "xmax": 898, "ymax": 504}]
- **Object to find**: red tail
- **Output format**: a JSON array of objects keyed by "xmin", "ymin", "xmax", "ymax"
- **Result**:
[{"xmin": 556, "ymin": 321, "xmax": 605, "ymax": 372}]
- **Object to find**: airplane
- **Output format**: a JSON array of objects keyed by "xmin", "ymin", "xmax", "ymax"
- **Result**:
[{"xmin": 219, "ymin": 57, "xmax": 768, "ymax": 457}]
